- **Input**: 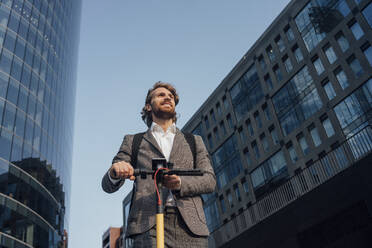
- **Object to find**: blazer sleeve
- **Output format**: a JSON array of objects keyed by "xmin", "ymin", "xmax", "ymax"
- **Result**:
[
  {"xmin": 178, "ymin": 135, "xmax": 216, "ymax": 197},
  {"xmin": 101, "ymin": 135, "xmax": 133, "ymax": 193}
]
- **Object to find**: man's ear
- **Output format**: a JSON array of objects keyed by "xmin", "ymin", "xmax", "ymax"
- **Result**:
[{"xmin": 145, "ymin": 104, "xmax": 152, "ymax": 111}]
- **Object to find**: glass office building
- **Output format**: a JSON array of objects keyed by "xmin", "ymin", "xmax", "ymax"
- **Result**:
[
  {"xmin": 182, "ymin": 0, "xmax": 372, "ymax": 247},
  {"xmin": 0, "ymin": 0, "xmax": 81, "ymax": 247}
]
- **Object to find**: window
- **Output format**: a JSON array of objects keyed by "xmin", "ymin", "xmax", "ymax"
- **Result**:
[
  {"xmin": 238, "ymin": 128, "xmax": 246, "ymax": 143},
  {"xmin": 227, "ymin": 114, "xmax": 233, "ymax": 129},
  {"xmin": 254, "ymin": 112, "xmax": 262, "ymax": 128},
  {"xmin": 220, "ymin": 121, "xmax": 226, "ymax": 136},
  {"xmin": 266, "ymin": 45, "xmax": 275, "ymax": 62},
  {"xmin": 258, "ymin": 55, "xmax": 266, "ymax": 70},
  {"xmin": 227, "ymin": 190, "xmax": 233, "ymax": 208},
  {"xmin": 335, "ymin": 69, "xmax": 349, "ymax": 89},
  {"xmin": 293, "ymin": 45, "xmax": 303, "ymax": 62},
  {"xmin": 270, "ymin": 127, "xmax": 279, "ymax": 145},
  {"xmin": 216, "ymin": 103, "xmax": 222, "ymax": 115},
  {"xmin": 261, "ymin": 134, "xmax": 269, "ymax": 152},
  {"xmin": 204, "ymin": 116, "xmax": 210, "ymax": 130},
  {"xmin": 323, "ymin": 81, "xmax": 336, "ymax": 100},
  {"xmin": 273, "ymin": 65, "xmax": 282, "ymax": 82},
  {"xmin": 350, "ymin": 21, "xmax": 364, "ymax": 40},
  {"xmin": 263, "ymin": 105, "xmax": 271, "ymax": 120},
  {"xmin": 298, "ymin": 136, "xmax": 309, "ymax": 155},
  {"xmin": 264, "ymin": 74, "xmax": 273, "ymax": 90},
  {"xmin": 214, "ymin": 128, "xmax": 220, "ymax": 141},
  {"xmin": 244, "ymin": 148, "xmax": 252, "ymax": 166},
  {"xmin": 322, "ymin": 117, "xmax": 335, "ymax": 137},
  {"xmin": 283, "ymin": 56, "xmax": 293, "ymax": 72},
  {"xmin": 233, "ymin": 184, "xmax": 241, "ymax": 202},
  {"xmin": 219, "ymin": 196, "xmax": 226, "ymax": 213},
  {"xmin": 246, "ymin": 119, "xmax": 254, "ymax": 136},
  {"xmin": 287, "ymin": 143, "xmax": 298, "ymax": 163},
  {"xmin": 313, "ymin": 57, "xmax": 325, "ymax": 75},
  {"xmin": 348, "ymin": 56, "xmax": 364, "ymax": 77},
  {"xmin": 309, "ymin": 126, "xmax": 322, "ymax": 147},
  {"xmin": 285, "ymin": 26, "xmax": 295, "ymax": 42},
  {"xmin": 275, "ymin": 36, "xmax": 285, "ymax": 52},
  {"xmin": 363, "ymin": 45, "xmax": 372, "ymax": 66},
  {"xmin": 210, "ymin": 110, "xmax": 216, "ymax": 124},
  {"xmin": 324, "ymin": 45, "xmax": 337, "ymax": 64},
  {"xmin": 241, "ymin": 178, "xmax": 249, "ymax": 194},
  {"xmin": 207, "ymin": 134, "xmax": 213, "ymax": 149},
  {"xmin": 362, "ymin": 3, "xmax": 372, "ymax": 28},
  {"xmin": 336, "ymin": 33, "xmax": 349, "ymax": 52},
  {"xmin": 222, "ymin": 96, "xmax": 229, "ymax": 110},
  {"xmin": 252, "ymin": 141, "xmax": 260, "ymax": 159}
]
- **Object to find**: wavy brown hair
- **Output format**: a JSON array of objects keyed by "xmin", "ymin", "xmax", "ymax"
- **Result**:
[{"xmin": 141, "ymin": 82, "xmax": 179, "ymax": 127}]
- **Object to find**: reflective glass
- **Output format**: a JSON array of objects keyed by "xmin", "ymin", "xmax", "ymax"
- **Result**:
[
  {"xmin": 294, "ymin": 46, "xmax": 304, "ymax": 62},
  {"xmin": 324, "ymin": 82, "xmax": 336, "ymax": 100},
  {"xmin": 362, "ymin": 3, "xmax": 372, "ymax": 28},
  {"xmin": 284, "ymin": 57, "xmax": 293, "ymax": 72},
  {"xmin": 270, "ymin": 128, "xmax": 279, "ymax": 144},
  {"xmin": 348, "ymin": 57, "xmax": 364, "ymax": 77},
  {"xmin": 310, "ymin": 127, "xmax": 322, "ymax": 147},
  {"xmin": 265, "ymin": 74, "xmax": 273, "ymax": 90},
  {"xmin": 276, "ymin": 37, "xmax": 285, "ymax": 52},
  {"xmin": 350, "ymin": 22, "xmax": 364, "ymax": 40},
  {"xmin": 299, "ymin": 136, "xmax": 309, "ymax": 155},
  {"xmin": 336, "ymin": 34, "xmax": 349, "ymax": 52},
  {"xmin": 322, "ymin": 118, "xmax": 335, "ymax": 137},
  {"xmin": 285, "ymin": 27, "xmax": 295, "ymax": 42},
  {"xmin": 363, "ymin": 46, "xmax": 372, "ymax": 66},
  {"xmin": 335, "ymin": 69, "xmax": 349, "ymax": 89},
  {"xmin": 324, "ymin": 46, "xmax": 337, "ymax": 64},
  {"xmin": 288, "ymin": 145, "xmax": 298, "ymax": 162},
  {"xmin": 313, "ymin": 57, "xmax": 325, "ymax": 75}
]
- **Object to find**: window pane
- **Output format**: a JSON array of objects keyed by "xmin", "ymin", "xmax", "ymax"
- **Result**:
[
  {"xmin": 362, "ymin": 3, "xmax": 372, "ymax": 28},
  {"xmin": 267, "ymin": 46, "xmax": 275, "ymax": 62},
  {"xmin": 310, "ymin": 127, "xmax": 322, "ymax": 147},
  {"xmin": 285, "ymin": 27, "xmax": 295, "ymax": 42},
  {"xmin": 251, "ymin": 167, "xmax": 265, "ymax": 188},
  {"xmin": 270, "ymin": 128, "xmax": 279, "ymax": 145},
  {"xmin": 261, "ymin": 135, "xmax": 269, "ymax": 152},
  {"xmin": 324, "ymin": 82, "xmax": 336, "ymax": 100},
  {"xmin": 364, "ymin": 46, "xmax": 372, "ymax": 66},
  {"xmin": 299, "ymin": 136, "xmax": 309, "ymax": 155},
  {"xmin": 284, "ymin": 57, "xmax": 293, "ymax": 72},
  {"xmin": 335, "ymin": 69, "xmax": 349, "ymax": 89},
  {"xmin": 276, "ymin": 37, "xmax": 285, "ymax": 52},
  {"xmin": 294, "ymin": 47, "xmax": 303, "ymax": 62},
  {"xmin": 274, "ymin": 66, "xmax": 282, "ymax": 82},
  {"xmin": 313, "ymin": 57, "xmax": 325, "ymax": 75},
  {"xmin": 322, "ymin": 118, "xmax": 335, "ymax": 137},
  {"xmin": 348, "ymin": 57, "xmax": 364, "ymax": 77},
  {"xmin": 324, "ymin": 46, "xmax": 337, "ymax": 64},
  {"xmin": 350, "ymin": 22, "xmax": 364, "ymax": 40},
  {"xmin": 265, "ymin": 74, "xmax": 273, "ymax": 90},
  {"xmin": 336, "ymin": 34, "xmax": 349, "ymax": 52},
  {"xmin": 288, "ymin": 145, "xmax": 298, "ymax": 162}
]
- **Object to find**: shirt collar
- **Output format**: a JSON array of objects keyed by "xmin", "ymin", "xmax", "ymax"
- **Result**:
[{"xmin": 151, "ymin": 122, "xmax": 177, "ymax": 134}]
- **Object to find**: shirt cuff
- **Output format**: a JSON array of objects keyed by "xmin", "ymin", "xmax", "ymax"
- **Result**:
[{"xmin": 108, "ymin": 170, "xmax": 122, "ymax": 185}]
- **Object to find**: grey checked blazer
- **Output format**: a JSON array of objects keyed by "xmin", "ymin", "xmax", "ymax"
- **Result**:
[{"xmin": 102, "ymin": 128, "xmax": 216, "ymax": 237}]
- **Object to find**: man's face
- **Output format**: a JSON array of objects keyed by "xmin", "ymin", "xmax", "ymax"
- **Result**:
[{"xmin": 148, "ymin": 87, "xmax": 176, "ymax": 120}]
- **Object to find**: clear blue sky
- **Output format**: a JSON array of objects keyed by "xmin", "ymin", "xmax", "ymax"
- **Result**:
[{"xmin": 69, "ymin": 0, "xmax": 290, "ymax": 246}]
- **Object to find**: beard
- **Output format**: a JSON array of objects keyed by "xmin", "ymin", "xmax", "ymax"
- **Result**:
[{"xmin": 152, "ymin": 104, "xmax": 176, "ymax": 120}]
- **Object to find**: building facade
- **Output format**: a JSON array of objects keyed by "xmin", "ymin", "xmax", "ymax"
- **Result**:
[
  {"xmin": 182, "ymin": 0, "xmax": 372, "ymax": 247},
  {"xmin": 0, "ymin": 0, "xmax": 81, "ymax": 247},
  {"xmin": 102, "ymin": 227, "xmax": 123, "ymax": 248}
]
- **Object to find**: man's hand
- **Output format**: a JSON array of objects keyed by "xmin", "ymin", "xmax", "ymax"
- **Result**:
[
  {"xmin": 109, "ymin": 161, "xmax": 135, "ymax": 181},
  {"xmin": 163, "ymin": 174, "xmax": 181, "ymax": 190}
]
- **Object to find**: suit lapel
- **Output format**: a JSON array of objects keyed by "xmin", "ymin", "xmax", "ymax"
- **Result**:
[
  {"xmin": 169, "ymin": 129, "xmax": 183, "ymax": 166},
  {"xmin": 143, "ymin": 129, "xmax": 165, "ymax": 158}
]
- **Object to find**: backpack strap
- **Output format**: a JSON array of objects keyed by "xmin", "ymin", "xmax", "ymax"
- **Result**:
[
  {"xmin": 183, "ymin": 132, "xmax": 197, "ymax": 169},
  {"xmin": 130, "ymin": 132, "xmax": 145, "ymax": 168}
]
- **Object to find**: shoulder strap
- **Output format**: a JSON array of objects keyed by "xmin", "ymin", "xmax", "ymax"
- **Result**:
[
  {"xmin": 183, "ymin": 132, "xmax": 197, "ymax": 169},
  {"xmin": 131, "ymin": 132, "xmax": 145, "ymax": 168}
]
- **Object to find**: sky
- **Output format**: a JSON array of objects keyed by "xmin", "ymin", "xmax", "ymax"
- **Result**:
[{"xmin": 69, "ymin": 0, "xmax": 290, "ymax": 246}]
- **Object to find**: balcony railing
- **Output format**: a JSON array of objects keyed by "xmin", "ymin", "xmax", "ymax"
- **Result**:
[{"xmin": 210, "ymin": 124, "xmax": 372, "ymax": 247}]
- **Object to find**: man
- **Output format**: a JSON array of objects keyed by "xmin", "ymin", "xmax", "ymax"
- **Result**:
[{"xmin": 102, "ymin": 82, "xmax": 216, "ymax": 247}]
